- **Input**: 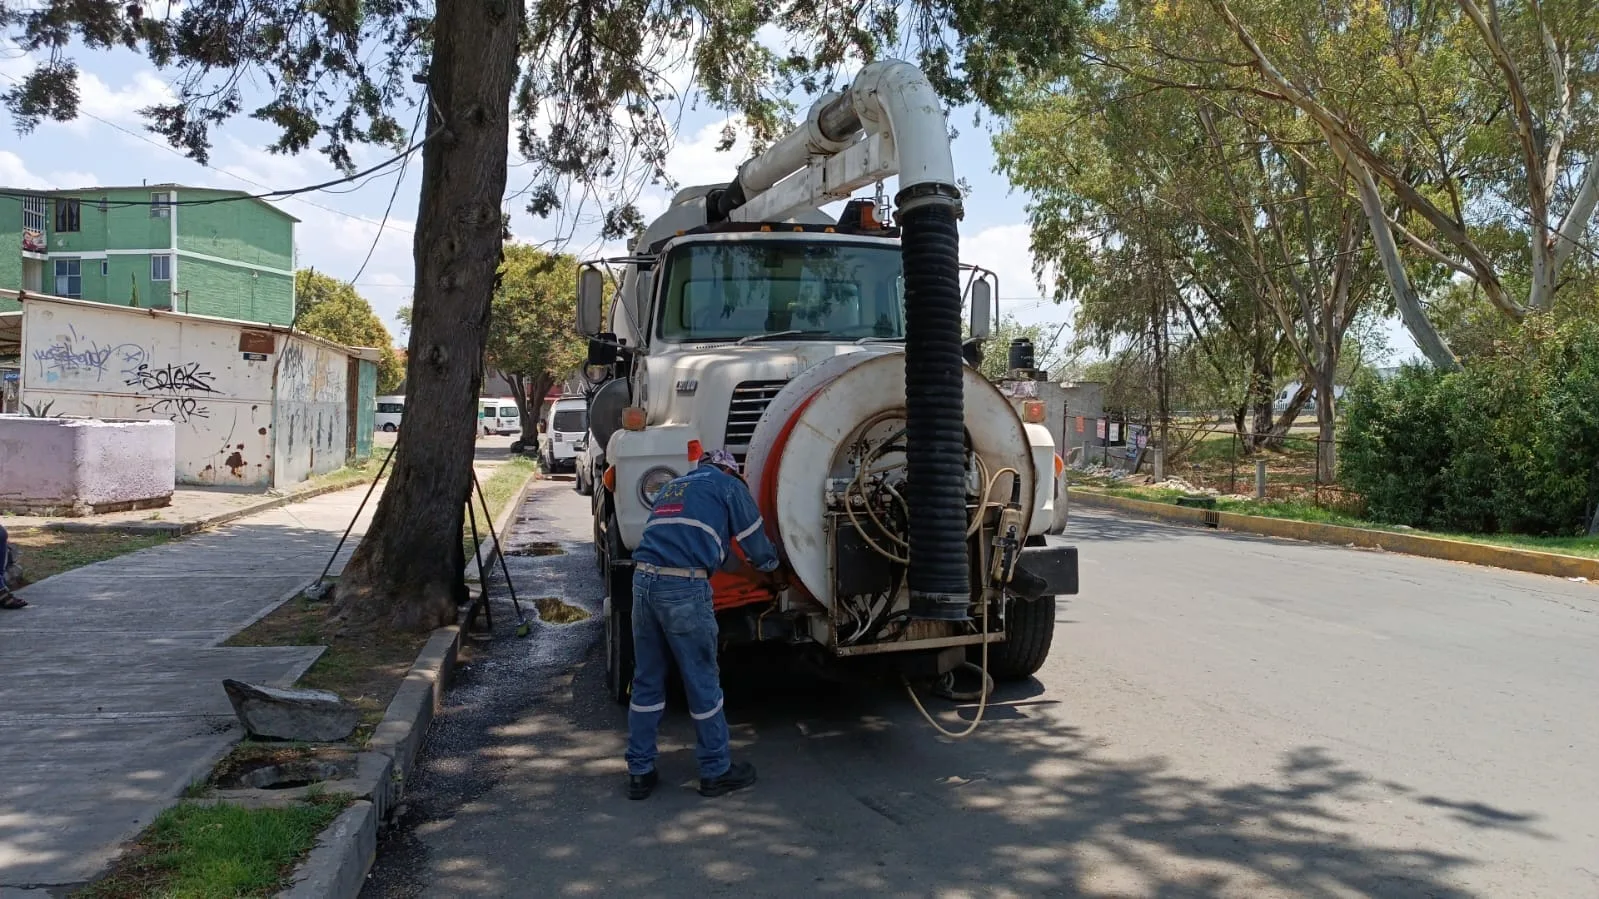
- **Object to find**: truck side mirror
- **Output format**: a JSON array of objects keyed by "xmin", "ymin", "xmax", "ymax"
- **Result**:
[
  {"xmin": 587, "ymin": 336, "xmax": 618, "ymax": 367},
  {"xmin": 969, "ymin": 279, "xmax": 993, "ymax": 340},
  {"xmin": 576, "ymin": 268, "xmax": 605, "ymax": 335}
]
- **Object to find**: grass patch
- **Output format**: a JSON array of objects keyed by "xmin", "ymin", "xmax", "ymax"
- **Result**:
[
  {"xmin": 300, "ymin": 456, "xmax": 386, "ymax": 494},
  {"xmin": 5, "ymin": 529, "xmax": 168, "ymax": 583},
  {"xmin": 1073, "ymin": 484, "xmax": 1599, "ymax": 559},
  {"xmin": 76, "ymin": 799, "xmax": 346, "ymax": 899},
  {"xmin": 463, "ymin": 456, "xmax": 538, "ymax": 561},
  {"xmin": 535, "ymin": 596, "xmax": 591, "ymax": 624},
  {"xmin": 225, "ymin": 595, "xmax": 428, "ymax": 745}
]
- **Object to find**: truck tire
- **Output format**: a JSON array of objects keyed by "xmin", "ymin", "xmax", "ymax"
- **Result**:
[
  {"xmin": 604, "ymin": 513, "xmax": 634, "ymax": 705},
  {"xmin": 983, "ymin": 595, "xmax": 1056, "ymax": 681}
]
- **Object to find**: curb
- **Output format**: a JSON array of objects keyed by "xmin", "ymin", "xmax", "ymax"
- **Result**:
[
  {"xmin": 276, "ymin": 625, "xmax": 461, "ymax": 899},
  {"xmin": 41, "ymin": 476, "xmax": 374, "ymax": 537},
  {"xmin": 1068, "ymin": 487, "xmax": 1599, "ymax": 581},
  {"xmin": 275, "ymin": 801, "xmax": 377, "ymax": 899}
]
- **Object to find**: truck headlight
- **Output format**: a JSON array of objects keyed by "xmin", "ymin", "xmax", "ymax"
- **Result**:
[{"xmin": 639, "ymin": 467, "xmax": 677, "ymax": 507}]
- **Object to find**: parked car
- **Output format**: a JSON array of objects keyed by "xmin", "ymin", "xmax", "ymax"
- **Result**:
[
  {"xmin": 541, "ymin": 395, "xmax": 588, "ymax": 473},
  {"xmin": 574, "ymin": 428, "xmax": 599, "ymax": 496},
  {"xmin": 375, "ymin": 395, "xmax": 404, "ymax": 432},
  {"xmin": 479, "ymin": 397, "xmax": 521, "ymax": 436}
]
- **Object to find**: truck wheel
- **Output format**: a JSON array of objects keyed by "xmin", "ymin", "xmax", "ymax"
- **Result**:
[
  {"xmin": 603, "ymin": 514, "xmax": 634, "ymax": 704},
  {"xmin": 982, "ymin": 595, "xmax": 1057, "ymax": 681}
]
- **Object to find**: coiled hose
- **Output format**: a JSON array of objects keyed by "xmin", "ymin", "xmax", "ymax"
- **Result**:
[{"xmin": 899, "ymin": 202, "xmax": 969, "ymax": 621}]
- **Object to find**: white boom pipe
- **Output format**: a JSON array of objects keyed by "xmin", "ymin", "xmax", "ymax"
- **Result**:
[{"xmin": 716, "ymin": 59, "xmax": 960, "ymax": 222}]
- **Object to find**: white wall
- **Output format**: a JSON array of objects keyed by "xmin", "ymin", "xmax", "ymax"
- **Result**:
[
  {"xmin": 22, "ymin": 299, "xmax": 280, "ymax": 487},
  {"xmin": 273, "ymin": 334, "xmax": 349, "ymax": 484}
]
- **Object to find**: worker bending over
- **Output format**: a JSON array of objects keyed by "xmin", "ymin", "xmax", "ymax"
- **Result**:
[{"xmin": 625, "ymin": 448, "xmax": 780, "ymax": 800}]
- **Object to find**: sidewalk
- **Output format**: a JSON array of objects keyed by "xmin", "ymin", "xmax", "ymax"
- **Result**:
[
  {"xmin": 0, "ymin": 476, "xmax": 374, "ymax": 536},
  {"xmin": 0, "ymin": 487, "xmax": 384, "ymax": 892}
]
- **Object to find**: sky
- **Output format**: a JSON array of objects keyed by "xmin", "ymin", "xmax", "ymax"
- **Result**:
[{"xmin": 0, "ymin": 33, "xmax": 1419, "ymax": 365}]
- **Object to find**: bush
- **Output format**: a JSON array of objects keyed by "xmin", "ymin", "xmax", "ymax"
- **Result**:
[{"xmin": 1340, "ymin": 316, "xmax": 1599, "ymax": 537}]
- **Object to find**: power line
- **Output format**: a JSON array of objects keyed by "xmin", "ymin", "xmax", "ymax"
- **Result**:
[
  {"xmin": 352, "ymin": 97, "xmax": 427, "ymax": 284},
  {"xmin": 0, "ymin": 66, "xmax": 419, "ymax": 235}
]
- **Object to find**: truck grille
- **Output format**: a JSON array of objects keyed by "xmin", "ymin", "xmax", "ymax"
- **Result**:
[{"xmin": 724, "ymin": 380, "xmax": 788, "ymax": 454}]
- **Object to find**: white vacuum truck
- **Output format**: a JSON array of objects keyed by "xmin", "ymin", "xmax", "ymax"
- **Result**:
[{"xmin": 575, "ymin": 60, "xmax": 1079, "ymax": 704}]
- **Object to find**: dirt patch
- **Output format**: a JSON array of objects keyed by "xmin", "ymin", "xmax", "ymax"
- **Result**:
[
  {"xmin": 225, "ymin": 596, "xmax": 429, "ymax": 744},
  {"xmin": 536, "ymin": 596, "xmax": 590, "ymax": 625}
]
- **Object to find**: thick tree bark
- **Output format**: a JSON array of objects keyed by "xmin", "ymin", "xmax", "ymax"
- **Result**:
[{"xmin": 333, "ymin": 0, "xmax": 524, "ymax": 633}]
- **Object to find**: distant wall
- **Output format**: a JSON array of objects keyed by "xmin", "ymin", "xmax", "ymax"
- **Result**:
[
  {"xmin": 273, "ymin": 335, "xmax": 350, "ymax": 484},
  {"xmin": 0, "ymin": 416, "xmax": 175, "ymax": 515}
]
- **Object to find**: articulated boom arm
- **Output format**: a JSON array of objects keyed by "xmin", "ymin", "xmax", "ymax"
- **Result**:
[{"xmin": 707, "ymin": 61, "xmax": 962, "ymax": 225}]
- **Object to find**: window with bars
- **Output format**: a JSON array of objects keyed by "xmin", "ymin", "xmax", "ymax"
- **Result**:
[{"xmin": 22, "ymin": 196, "xmax": 46, "ymax": 232}]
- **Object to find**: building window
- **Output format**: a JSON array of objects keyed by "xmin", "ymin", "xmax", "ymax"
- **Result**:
[
  {"xmin": 55, "ymin": 198, "xmax": 80, "ymax": 232},
  {"xmin": 150, "ymin": 254, "xmax": 172, "ymax": 282},
  {"xmin": 54, "ymin": 259, "xmax": 82, "ymax": 298},
  {"xmin": 22, "ymin": 196, "xmax": 46, "ymax": 232},
  {"xmin": 151, "ymin": 191, "xmax": 172, "ymax": 219},
  {"xmin": 101, "ymin": 260, "xmax": 109, "ymax": 276}
]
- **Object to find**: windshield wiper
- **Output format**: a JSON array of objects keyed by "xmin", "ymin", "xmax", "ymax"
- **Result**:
[
  {"xmin": 734, "ymin": 329, "xmax": 831, "ymax": 345},
  {"xmin": 854, "ymin": 336, "xmax": 904, "ymax": 344}
]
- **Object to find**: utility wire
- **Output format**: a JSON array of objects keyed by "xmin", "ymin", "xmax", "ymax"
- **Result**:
[
  {"xmin": 0, "ymin": 67, "xmax": 421, "ymax": 235},
  {"xmin": 352, "ymin": 97, "xmax": 427, "ymax": 284}
]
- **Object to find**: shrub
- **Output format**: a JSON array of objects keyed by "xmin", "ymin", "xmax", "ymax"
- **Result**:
[{"xmin": 1340, "ymin": 315, "xmax": 1599, "ymax": 537}]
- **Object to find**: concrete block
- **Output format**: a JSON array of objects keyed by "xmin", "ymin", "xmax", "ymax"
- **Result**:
[{"xmin": 0, "ymin": 416, "xmax": 175, "ymax": 515}]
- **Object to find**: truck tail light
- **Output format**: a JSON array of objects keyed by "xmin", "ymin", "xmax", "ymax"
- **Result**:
[
  {"xmin": 621, "ymin": 406, "xmax": 647, "ymax": 430},
  {"xmin": 602, "ymin": 466, "xmax": 617, "ymax": 493},
  {"xmin": 1022, "ymin": 400, "xmax": 1046, "ymax": 424}
]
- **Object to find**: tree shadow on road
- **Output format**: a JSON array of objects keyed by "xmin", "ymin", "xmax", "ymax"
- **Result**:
[{"xmin": 366, "ymin": 596, "xmax": 1544, "ymax": 898}]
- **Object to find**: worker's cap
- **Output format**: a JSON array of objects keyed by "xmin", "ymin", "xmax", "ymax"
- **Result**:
[{"xmin": 702, "ymin": 448, "xmax": 740, "ymax": 475}]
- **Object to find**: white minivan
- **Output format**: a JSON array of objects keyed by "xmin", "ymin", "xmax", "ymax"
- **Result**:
[
  {"xmin": 480, "ymin": 397, "xmax": 521, "ymax": 436},
  {"xmin": 541, "ymin": 395, "xmax": 588, "ymax": 473},
  {"xmin": 375, "ymin": 395, "xmax": 404, "ymax": 432}
]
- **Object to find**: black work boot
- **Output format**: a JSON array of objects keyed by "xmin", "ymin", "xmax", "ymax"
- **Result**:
[
  {"xmin": 699, "ymin": 761, "xmax": 757, "ymax": 798},
  {"xmin": 627, "ymin": 770, "xmax": 659, "ymax": 800}
]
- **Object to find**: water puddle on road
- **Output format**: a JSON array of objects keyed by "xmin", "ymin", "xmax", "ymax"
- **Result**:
[
  {"xmin": 508, "ymin": 541, "xmax": 566, "ymax": 557},
  {"xmin": 535, "ymin": 596, "xmax": 590, "ymax": 624}
]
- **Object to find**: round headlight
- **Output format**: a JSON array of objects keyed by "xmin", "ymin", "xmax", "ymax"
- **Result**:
[{"xmin": 639, "ymin": 467, "xmax": 677, "ymax": 507}]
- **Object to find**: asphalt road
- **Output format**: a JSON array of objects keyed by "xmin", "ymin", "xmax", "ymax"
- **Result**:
[{"xmin": 365, "ymin": 479, "xmax": 1599, "ymax": 898}]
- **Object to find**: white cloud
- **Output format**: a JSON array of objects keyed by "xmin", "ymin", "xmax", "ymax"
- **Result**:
[
  {"xmin": 0, "ymin": 150, "xmax": 98, "ymax": 190},
  {"xmin": 75, "ymin": 69, "xmax": 177, "ymax": 129},
  {"xmin": 962, "ymin": 222, "xmax": 1068, "ymax": 327}
]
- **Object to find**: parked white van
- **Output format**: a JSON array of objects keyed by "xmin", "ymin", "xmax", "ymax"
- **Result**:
[
  {"xmin": 540, "ymin": 395, "xmax": 588, "ymax": 473},
  {"xmin": 375, "ymin": 395, "xmax": 404, "ymax": 432},
  {"xmin": 480, "ymin": 398, "xmax": 521, "ymax": 436}
]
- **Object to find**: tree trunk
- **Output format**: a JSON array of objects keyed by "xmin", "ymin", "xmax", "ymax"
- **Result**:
[
  {"xmin": 1335, "ymin": 139, "xmax": 1462, "ymax": 372},
  {"xmin": 1313, "ymin": 368, "xmax": 1336, "ymax": 484},
  {"xmin": 332, "ymin": 0, "xmax": 523, "ymax": 633}
]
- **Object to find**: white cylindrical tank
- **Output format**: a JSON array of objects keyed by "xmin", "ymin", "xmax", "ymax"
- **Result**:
[{"xmin": 744, "ymin": 351, "xmax": 1036, "ymax": 609}]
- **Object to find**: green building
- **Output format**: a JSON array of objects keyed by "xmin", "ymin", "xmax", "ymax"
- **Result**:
[{"xmin": 0, "ymin": 183, "xmax": 297, "ymax": 325}]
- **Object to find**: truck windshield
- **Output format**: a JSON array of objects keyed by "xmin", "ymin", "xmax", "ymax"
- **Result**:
[{"xmin": 656, "ymin": 240, "xmax": 905, "ymax": 342}]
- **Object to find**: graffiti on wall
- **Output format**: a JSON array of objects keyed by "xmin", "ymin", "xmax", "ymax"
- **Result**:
[
  {"xmin": 31, "ymin": 325, "xmax": 150, "ymax": 384},
  {"xmin": 126, "ymin": 362, "xmax": 218, "ymax": 423}
]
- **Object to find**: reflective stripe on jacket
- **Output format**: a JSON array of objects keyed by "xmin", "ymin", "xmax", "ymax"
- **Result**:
[{"xmin": 632, "ymin": 463, "xmax": 780, "ymax": 574}]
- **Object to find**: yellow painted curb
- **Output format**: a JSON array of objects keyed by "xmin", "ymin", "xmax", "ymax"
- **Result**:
[{"xmin": 1067, "ymin": 487, "xmax": 1599, "ymax": 582}]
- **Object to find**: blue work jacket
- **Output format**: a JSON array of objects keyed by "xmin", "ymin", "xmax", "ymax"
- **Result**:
[{"xmin": 633, "ymin": 463, "xmax": 781, "ymax": 574}]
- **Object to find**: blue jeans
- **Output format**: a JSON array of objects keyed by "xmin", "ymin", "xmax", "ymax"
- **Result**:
[{"xmin": 625, "ymin": 569, "xmax": 730, "ymax": 780}]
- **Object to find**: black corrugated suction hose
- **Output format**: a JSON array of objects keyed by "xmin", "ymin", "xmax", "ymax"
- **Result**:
[{"xmin": 899, "ymin": 202, "xmax": 970, "ymax": 621}]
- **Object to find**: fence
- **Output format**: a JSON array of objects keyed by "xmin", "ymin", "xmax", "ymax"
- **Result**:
[{"xmin": 1073, "ymin": 417, "xmax": 1364, "ymax": 516}]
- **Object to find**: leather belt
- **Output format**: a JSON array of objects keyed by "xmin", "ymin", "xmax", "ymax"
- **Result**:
[{"xmin": 633, "ymin": 562, "xmax": 710, "ymax": 580}]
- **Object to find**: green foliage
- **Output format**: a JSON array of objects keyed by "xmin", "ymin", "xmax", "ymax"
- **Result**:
[
  {"xmin": 1, "ymin": 0, "xmax": 1085, "ymax": 237},
  {"xmin": 487, "ymin": 246, "xmax": 586, "ymax": 389},
  {"xmin": 293, "ymin": 270, "xmax": 403, "ymax": 392},
  {"xmin": 1341, "ymin": 315, "xmax": 1599, "ymax": 536}
]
